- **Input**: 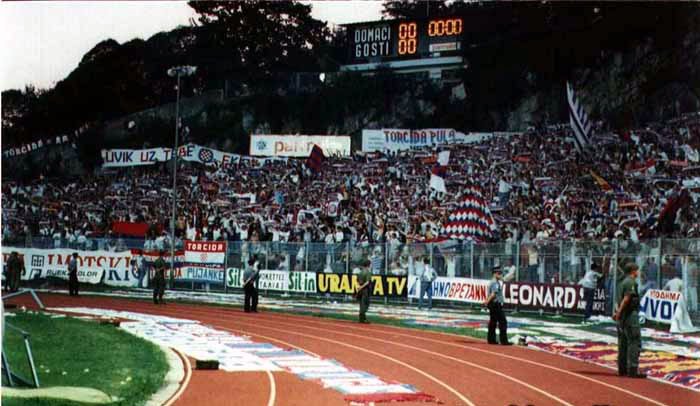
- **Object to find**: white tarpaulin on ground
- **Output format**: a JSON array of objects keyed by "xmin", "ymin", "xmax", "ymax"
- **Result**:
[
  {"xmin": 640, "ymin": 289, "xmax": 699, "ymax": 333},
  {"xmin": 1, "ymin": 247, "xmax": 136, "ymax": 286}
]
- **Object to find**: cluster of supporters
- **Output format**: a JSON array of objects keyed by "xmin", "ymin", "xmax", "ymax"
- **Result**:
[{"xmin": 2, "ymin": 114, "xmax": 700, "ymax": 253}]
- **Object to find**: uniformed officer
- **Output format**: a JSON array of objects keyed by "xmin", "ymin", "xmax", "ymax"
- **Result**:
[
  {"xmin": 68, "ymin": 252, "xmax": 79, "ymax": 296},
  {"xmin": 7, "ymin": 252, "xmax": 24, "ymax": 292},
  {"xmin": 153, "ymin": 251, "xmax": 167, "ymax": 305},
  {"xmin": 484, "ymin": 266, "xmax": 511, "ymax": 345},
  {"xmin": 243, "ymin": 257, "xmax": 260, "ymax": 313},
  {"xmin": 356, "ymin": 260, "xmax": 372, "ymax": 323},
  {"xmin": 613, "ymin": 263, "xmax": 646, "ymax": 378}
]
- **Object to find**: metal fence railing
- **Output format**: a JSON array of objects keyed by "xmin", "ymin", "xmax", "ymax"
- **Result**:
[{"xmin": 3, "ymin": 237, "xmax": 699, "ymax": 320}]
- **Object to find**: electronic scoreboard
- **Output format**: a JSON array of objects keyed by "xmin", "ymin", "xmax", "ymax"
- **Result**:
[{"xmin": 345, "ymin": 17, "xmax": 465, "ymax": 65}]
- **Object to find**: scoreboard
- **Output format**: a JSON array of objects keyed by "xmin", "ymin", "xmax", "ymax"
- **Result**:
[{"xmin": 346, "ymin": 17, "xmax": 465, "ymax": 64}]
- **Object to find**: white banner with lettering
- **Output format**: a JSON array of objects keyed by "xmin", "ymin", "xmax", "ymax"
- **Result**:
[
  {"xmin": 102, "ymin": 148, "xmax": 172, "ymax": 167},
  {"xmin": 1, "ymin": 247, "xmax": 137, "ymax": 286},
  {"xmin": 101, "ymin": 144, "xmax": 242, "ymax": 169},
  {"xmin": 362, "ymin": 129, "xmax": 512, "ymax": 152},
  {"xmin": 250, "ymin": 135, "xmax": 351, "ymax": 157},
  {"xmin": 640, "ymin": 289, "xmax": 698, "ymax": 334}
]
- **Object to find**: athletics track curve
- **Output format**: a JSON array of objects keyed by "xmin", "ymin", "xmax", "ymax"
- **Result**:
[{"xmin": 8, "ymin": 293, "xmax": 700, "ymax": 406}]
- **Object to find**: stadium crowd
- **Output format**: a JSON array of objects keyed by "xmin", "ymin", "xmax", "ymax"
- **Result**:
[{"xmin": 2, "ymin": 113, "xmax": 700, "ymax": 255}]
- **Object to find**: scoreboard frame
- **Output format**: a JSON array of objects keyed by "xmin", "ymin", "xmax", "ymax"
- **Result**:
[{"xmin": 344, "ymin": 16, "xmax": 466, "ymax": 66}]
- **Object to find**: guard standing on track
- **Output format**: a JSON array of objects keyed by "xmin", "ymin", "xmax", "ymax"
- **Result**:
[
  {"xmin": 356, "ymin": 260, "xmax": 372, "ymax": 323},
  {"xmin": 68, "ymin": 252, "xmax": 80, "ymax": 296},
  {"xmin": 484, "ymin": 266, "xmax": 511, "ymax": 345},
  {"xmin": 153, "ymin": 251, "xmax": 167, "ymax": 305},
  {"xmin": 6, "ymin": 251, "xmax": 24, "ymax": 292},
  {"xmin": 243, "ymin": 257, "xmax": 260, "ymax": 313},
  {"xmin": 613, "ymin": 263, "xmax": 646, "ymax": 378}
]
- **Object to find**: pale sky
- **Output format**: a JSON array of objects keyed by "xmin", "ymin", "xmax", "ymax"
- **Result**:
[{"xmin": 0, "ymin": 1, "xmax": 384, "ymax": 91}]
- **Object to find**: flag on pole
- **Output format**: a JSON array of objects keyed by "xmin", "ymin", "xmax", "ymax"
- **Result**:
[
  {"xmin": 567, "ymin": 82, "xmax": 593, "ymax": 152},
  {"xmin": 306, "ymin": 144, "xmax": 325, "ymax": 172}
]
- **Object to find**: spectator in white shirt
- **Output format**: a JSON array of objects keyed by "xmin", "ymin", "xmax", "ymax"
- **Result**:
[
  {"xmin": 580, "ymin": 263, "xmax": 602, "ymax": 322},
  {"xmin": 418, "ymin": 258, "xmax": 437, "ymax": 310}
]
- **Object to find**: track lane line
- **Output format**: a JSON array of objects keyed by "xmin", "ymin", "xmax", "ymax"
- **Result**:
[
  {"xmin": 163, "ymin": 348, "xmax": 192, "ymax": 406},
  {"xmin": 265, "ymin": 370, "xmax": 276, "ymax": 406},
  {"xmin": 223, "ymin": 313, "xmax": 573, "ymax": 406},
  {"xmin": 242, "ymin": 310, "xmax": 678, "ymax": 406},
  {"xmin": 162, "ymin": 304, "xmax": 672, "ymax": 406}
]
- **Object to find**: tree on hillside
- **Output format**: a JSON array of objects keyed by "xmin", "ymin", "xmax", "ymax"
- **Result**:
[
  {"xmin": 188, "ymin": 0, "xmax": 330, "ymax": 76},
  {"xmin": 382, "ymin": 0, "xmax": 451, "ymax": 19}
]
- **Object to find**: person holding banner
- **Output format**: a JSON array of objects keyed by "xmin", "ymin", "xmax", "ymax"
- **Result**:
[
  {"xmin": 68, "ymin": 252, "xmax": 79, "ymax": 296},
  {"xmin": 243, "ymin": 257, "xmax": 260, "ymax": 313},
  {"xmin": 152, "ymin": 251, "xmax": 167, "ymax": 305},
  {"xmin": 356, "ymin": 261, "xmax": 372, "ymax": 323},
  {"xmin": 613, "ymin": 263, "xmax": 646, "ymax": 378},
  {"xmin": 484, "ymin": 266, "xmax": 511, "ymax": 345}
]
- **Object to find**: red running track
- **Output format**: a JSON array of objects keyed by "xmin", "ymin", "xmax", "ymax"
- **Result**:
[{"xmin": 9, "ymin": 293, "xmax": 700, "ymax": 406}]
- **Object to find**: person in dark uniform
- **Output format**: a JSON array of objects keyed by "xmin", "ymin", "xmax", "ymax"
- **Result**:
[
  {"xmin": 7, "ymin": 252, "xmax": 24, "ymax": 292},
  {"xmin": 484, "ymin": 266, "xmax": 511, "ymax": 345},
  {"xmin": 243, "ymin": 257, "xmax": 260, "ymax": 313},
  {"xmin": 613, "ymin": 263, "xmax": 646, "ymax": 378},
  {"xmin": 153, "ymin": 251, "xmax": 167, "ymax": 304},
  {"xmin": 356, "ymin": 260, "xmax": 372, "ymax": 323},
  {"xmin": 68, "ymin": 252, "xmax": 79, "ymax": 296}
]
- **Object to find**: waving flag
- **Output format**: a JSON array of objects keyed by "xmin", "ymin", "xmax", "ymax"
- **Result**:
[
  {"xmin": 430, "ymin": 150, "xmax": 450, "ymax": 193},
  {"xmin": 441, "ymin": 185, "xmax": 497, "ymax": 241},
  {"xmin": 590, "ymin": 170, "xmax": 612, "ymax": 191},
  {"xmin": 567, "ymin": 82, "xmax": 593, "ymax": 152},
  {"xmin": 306, "ymin": 144, "xmax": 325, "ymax": 172}
]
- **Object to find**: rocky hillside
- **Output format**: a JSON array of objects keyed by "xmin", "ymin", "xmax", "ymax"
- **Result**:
[{"xmin": 3, "ymin": 1, "xmax": 700, "ymax": 177}]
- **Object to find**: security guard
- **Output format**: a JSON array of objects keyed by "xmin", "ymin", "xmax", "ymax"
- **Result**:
[
  {"xmin": 7, "ymin": 251, "xmax": 23, "ymax": 292},
  {"xmin": 243, "ymin": 257, "xmax": 260, "ymax": 313},
  {"xmin": 68, "ymin": 252, "xmax": 79, "ymax": 296},
  {"xmin": 613, "ymin": 263, "xmax": 646, "ymax": 378},
  {"xmin": 484, "ymin": 266, "xmax": 512, "ymax": 345},
  {"xmin": 153, "ymin": 251, "xmax": 167, "ymax": 304},
  {"xmin": 356, "ymin": 260, "xmax": 372, "ymax": 323}
]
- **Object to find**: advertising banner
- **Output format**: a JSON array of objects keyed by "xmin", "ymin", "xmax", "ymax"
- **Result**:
[
  {"xmin": 316, "ymin": 273, "xmax": 407, "ymax": 298},
  {"xmin": 226, "ymin": 268, "xmax": 316, "ymax": 293},
  {"xmin": 640, "ymin": 289, "xmax": 698, "ymax": 333},
  {"xmin": 250, "ymin": 135, "xmax": 351, "ymax": 157},
  {"xmin": 1, "ymin": 247, "xmax": 135, "ymax": 285},
  {"xmin": 502, "ymin": 281, "xmax": 606, "ymax": 315},
  {"xmin": 408, "ymin": 275, "xmax": 490, "ymax": 304},
  {"xmin": 361, "ymin": 129, "xmax": 505, "ymax": 152}
]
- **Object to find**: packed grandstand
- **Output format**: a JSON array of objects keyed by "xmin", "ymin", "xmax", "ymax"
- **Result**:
[{"xmin": 2, "ymin": 113, "xmax": 699, "ymax": 252}]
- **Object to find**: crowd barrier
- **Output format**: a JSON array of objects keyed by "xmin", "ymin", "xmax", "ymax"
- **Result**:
[{"xmin": 2, "ymin": 237, "xmax": 699, "ymax": 322}]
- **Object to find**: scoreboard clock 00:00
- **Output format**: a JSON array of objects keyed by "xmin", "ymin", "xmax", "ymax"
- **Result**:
[{"xmin": 347, "ymin": 17, "xmax": 464, "ymax": 63}]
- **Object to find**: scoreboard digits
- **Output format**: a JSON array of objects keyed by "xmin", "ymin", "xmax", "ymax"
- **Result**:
[
  {"xmin": 428, "ymin": 18, "xmax": 463, "ymax": 37},
  {"xmin": 398, "ymin": 22, "xmax": 417, "ymax": 55},
  {"xmin": 349, "ymin": 17, "xmax": 464, "ymax": 63}
]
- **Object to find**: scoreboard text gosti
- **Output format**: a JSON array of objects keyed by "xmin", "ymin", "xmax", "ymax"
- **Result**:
[{"xmin": 348, "ymin": 17, "xmax": 464, "ymax": 63}]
